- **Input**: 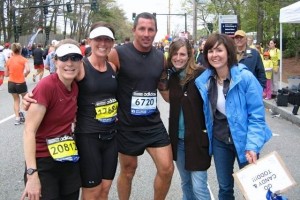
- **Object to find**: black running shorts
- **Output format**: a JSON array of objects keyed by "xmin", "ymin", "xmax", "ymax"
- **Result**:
[
  {"xmin": 8, "ymin": 81, "xmax": 27, "ymax": 94},
  {"xmin": 117, "ymin": 124, "xmax": 170, "ymax": 156}
]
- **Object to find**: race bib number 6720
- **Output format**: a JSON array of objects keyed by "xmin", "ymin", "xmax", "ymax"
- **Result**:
[{"xmin": 131, "ymin": 91, "xmax": 157, "ymax": 116}]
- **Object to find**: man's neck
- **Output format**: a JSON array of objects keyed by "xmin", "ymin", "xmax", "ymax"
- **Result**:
[
  {"xmin": 237, "ymin": 46, "xmax": 246, "ymax": 53},
  {"xmin": 133, "ymin": 40, "xmax": 152, "ymax": 53}
]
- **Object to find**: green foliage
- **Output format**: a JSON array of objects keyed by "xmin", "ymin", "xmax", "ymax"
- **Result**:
[
  {"xmin": 283, "ymin": 38, "xmax": 300, "ymax": 58},
  {"xmin": 181, "ymin": 0, "xmax": 300, "ymax": 59}
]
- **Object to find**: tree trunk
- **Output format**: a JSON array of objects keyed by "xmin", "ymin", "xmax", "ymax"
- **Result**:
[{"xmin": 257, "ymin": 0, "xmax": 264, "ymax": 44}]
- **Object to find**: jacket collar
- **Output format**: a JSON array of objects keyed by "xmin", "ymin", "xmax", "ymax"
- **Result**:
[{"xmin": 195, "ymin": 63, "xmax": 249, "ymax": 91}]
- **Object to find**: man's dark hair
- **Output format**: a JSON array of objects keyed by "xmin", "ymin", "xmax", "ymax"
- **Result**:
[{"xmin": 133, "ymin": 12, "xmax": 157, "ymax": 31}]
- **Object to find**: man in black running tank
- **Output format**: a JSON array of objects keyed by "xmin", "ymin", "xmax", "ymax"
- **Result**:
[{"xmin": 108, "ymin": 12, "xmax": 174, "ymax": 200}]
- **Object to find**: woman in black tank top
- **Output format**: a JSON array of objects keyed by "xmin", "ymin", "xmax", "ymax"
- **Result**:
[{"xmin": 74, "ymin": 22, "xmax": 119, "ymax": 199}]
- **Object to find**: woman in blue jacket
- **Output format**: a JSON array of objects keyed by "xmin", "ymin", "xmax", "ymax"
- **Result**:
[{"xmin": 195, "ymin": 33, "xmax": 272, "ymax": 200}]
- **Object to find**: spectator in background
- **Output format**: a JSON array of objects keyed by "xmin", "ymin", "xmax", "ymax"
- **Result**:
[
  {"xmin": 247, "ymin": 36, "xmax": 255, "ymax": 49},
  {"xmin": 255, "ymin": 43, "xmax": 264, "ymax": 55},
  {"xmin": 262, "ymin": 51, "xmax": 273, "ymax": 100},
  {"xmin": 124, "ymin": 37, "xmax": 130, "ymax": 44},
  {"xmin": 32, "ymin": 43, "xmax": 45, "ymax": 82},
  {"xmin": 195, "ymin": 39, "xmax": 207, "ymax": 67},
  {"xmin": 84, "ymin": 46, "xmax": 92, "ymax": 57},
  {"xmin": 5, "ymin": 43, "xmax": 30, "ymax": 125},
  {"xmin": 164, "ymin": 45, "xmax": 169, "ymax": 60},
  {"xmin": 80, "ymin": 39, "xmax": 86, "ymax": 56},
  {"xmin": 0, "ymin": 45, "xmax": 5, "ymax": 90},
  {"xmin": 156, "ymin": 42, "xmax": 164, "ymax": 52},
  {"xmin": 234, "ymin": 30, "xmax": 266, "ymax": 89},
  {"xmin": 3, "ymin": 42, "xmax": 12, "ymax": 61},
  {"xmin": 44, "ymin": 45, "xmax": 57, "ymax": 74},
  {"xmin": 42, "ymin": 45, "xmax": 49, "ymax": 60},
  {"xmin": 21, "ymin": 46, "xmax": 28, "ymax": 58},
  {"xmin": 268, "ymin": 39, "xmax": 281, "ymax": 96}
]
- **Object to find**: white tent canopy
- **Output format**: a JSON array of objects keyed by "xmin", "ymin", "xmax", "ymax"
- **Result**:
[{"xmin": 279, "ymin": 1, "xmax": 300, "ymax": 89}]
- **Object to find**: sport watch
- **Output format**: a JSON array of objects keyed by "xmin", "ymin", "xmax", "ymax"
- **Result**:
[{"xmin": 26, "ymin": 168, "xmax": 38, "ymax": 175}]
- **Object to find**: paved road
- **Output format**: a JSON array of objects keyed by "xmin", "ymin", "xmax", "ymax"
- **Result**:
[{"xmin": 0, "ymin": 59, "xmax": 299, "ymax": 199}]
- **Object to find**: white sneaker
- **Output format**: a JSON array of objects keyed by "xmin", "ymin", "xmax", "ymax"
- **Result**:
[{"xmin": 14, "ymin": 119, "xmax": 23, "ymax": 125}]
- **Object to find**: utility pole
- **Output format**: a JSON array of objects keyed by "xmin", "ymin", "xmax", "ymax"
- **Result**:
[
  {"xmin": 193, "ymin": 0, "xmax": 197, "ymax": 41},
  {"xmin": 154, "ymin": 13, "xmax": 187, "ymax": 33},
  {"xmin": 167, "ymin": 0, "xmax": 170, "ymax": 35}
]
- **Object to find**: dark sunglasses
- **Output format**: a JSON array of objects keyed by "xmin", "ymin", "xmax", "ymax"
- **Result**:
[{"xmin": 57, "ymin": 54, "xmax": 83, "ymax": 62}]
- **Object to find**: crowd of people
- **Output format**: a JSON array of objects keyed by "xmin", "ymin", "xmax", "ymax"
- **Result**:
[{"xmin": 0, "ymin": 11, "xmax": 279, "ymax": 200}]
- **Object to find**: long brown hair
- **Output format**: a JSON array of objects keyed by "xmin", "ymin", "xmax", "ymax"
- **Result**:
[{"xmin": 167, "ymin": 38, "xmax": 202, "ymax": 86}]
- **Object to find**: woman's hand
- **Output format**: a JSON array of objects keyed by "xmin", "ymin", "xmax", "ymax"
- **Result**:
[
  {"xmin": 22, "ymin": 92, "xmax": 36, "ymax": 111},
  {"xmin": 245, "ymin": 150, "xmax": 257, "ymax": 164},
  {"xmin": 20, "ymin": 174, "xmax": 41, "ymax": 200}
]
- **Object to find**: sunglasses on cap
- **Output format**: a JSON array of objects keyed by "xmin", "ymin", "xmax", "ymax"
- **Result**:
[{"xmin": 57, "ymin": 54, "xmax": 83, "ymax": 62}]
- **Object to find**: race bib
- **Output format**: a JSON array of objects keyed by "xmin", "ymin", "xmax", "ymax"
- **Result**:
[
  {"xmin": 46, "ymin": 135, "xmax": 79, "ymax": 162},
  {"xmin": 95, "ymin": 98, "xmax": 118, "ymax": 124},
  {"xmin": 131, "ymin": 91, "xmax": 157, "ymax": 116}
]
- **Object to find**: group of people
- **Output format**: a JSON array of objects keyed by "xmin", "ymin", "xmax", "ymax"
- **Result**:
[
  {"xmin": 159, "ymin": 30, "xmax": 272, "ymax": 199},
  {"xmin": 195, "ymin": 30, "xmax": 281, "ymax": 100},
  {"xmin": 0, "ymin": 40, "xmax": 62, "ymax": 125},
  {"xmin": 20, "ymin": 12, "xmax": 272, "ymax": 200}
]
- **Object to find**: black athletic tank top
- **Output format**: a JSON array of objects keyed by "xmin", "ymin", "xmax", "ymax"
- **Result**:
[
  {"xmin": 116, "ymin": 43, "xmax": 164, "ymax": 131},
  {"xmin": 75, "ymin": 57, "xmax": 118, "ymax": 133}
]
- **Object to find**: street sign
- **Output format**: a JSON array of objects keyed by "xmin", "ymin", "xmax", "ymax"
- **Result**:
[{"xmin": 219, "ymin": 15, "xmax": 238, "ymax": 36}]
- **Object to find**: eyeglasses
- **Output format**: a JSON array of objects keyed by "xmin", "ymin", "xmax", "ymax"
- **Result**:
[{"xmin": 57, "ymin": 54, "xmax": 83, "ymax": 62}]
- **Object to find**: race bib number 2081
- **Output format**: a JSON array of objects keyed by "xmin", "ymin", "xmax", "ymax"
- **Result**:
[{"xmin": 46, "ymin": 135, "xmax": 79, "ymax": 162}]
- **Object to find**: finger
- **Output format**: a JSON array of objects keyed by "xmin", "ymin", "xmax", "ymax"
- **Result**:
[{"xmin": 20, "ymin": 193, "xmax": 26, "ymax": 200}]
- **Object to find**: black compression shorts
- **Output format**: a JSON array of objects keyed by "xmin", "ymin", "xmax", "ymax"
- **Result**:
[
  {"xmin": 75, "ymin": 131, "xmax": 118, "ymax": 188},
  {"xmin": 117, "ymin": 124, "xmax": 170, "ymax": 156}
]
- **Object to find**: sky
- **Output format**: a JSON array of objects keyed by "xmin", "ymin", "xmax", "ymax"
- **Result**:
[{"xmin": 115, "ymin": 0, "xmax": 186, "ymax": 42}]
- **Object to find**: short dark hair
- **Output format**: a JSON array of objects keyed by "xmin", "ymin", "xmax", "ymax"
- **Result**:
[
  {"xmin": 269, "ymin": 38, "xmax": 278, "ymax": 46},
  {"xmin": 133, "ymin": 12, "xmax": 157, "ymax": 31},
  {"xmin": 203, "ymin": 33, "xmax": 237, "ymax": 69},
  {"xmin": 124, "ymin": 37, "xmax": 130, "ymax": 42}
]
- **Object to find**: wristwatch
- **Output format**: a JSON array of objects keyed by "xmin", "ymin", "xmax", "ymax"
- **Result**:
[{"xmin": 26, "ymin": 168, "xmax": 38, "ymax": 175}]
